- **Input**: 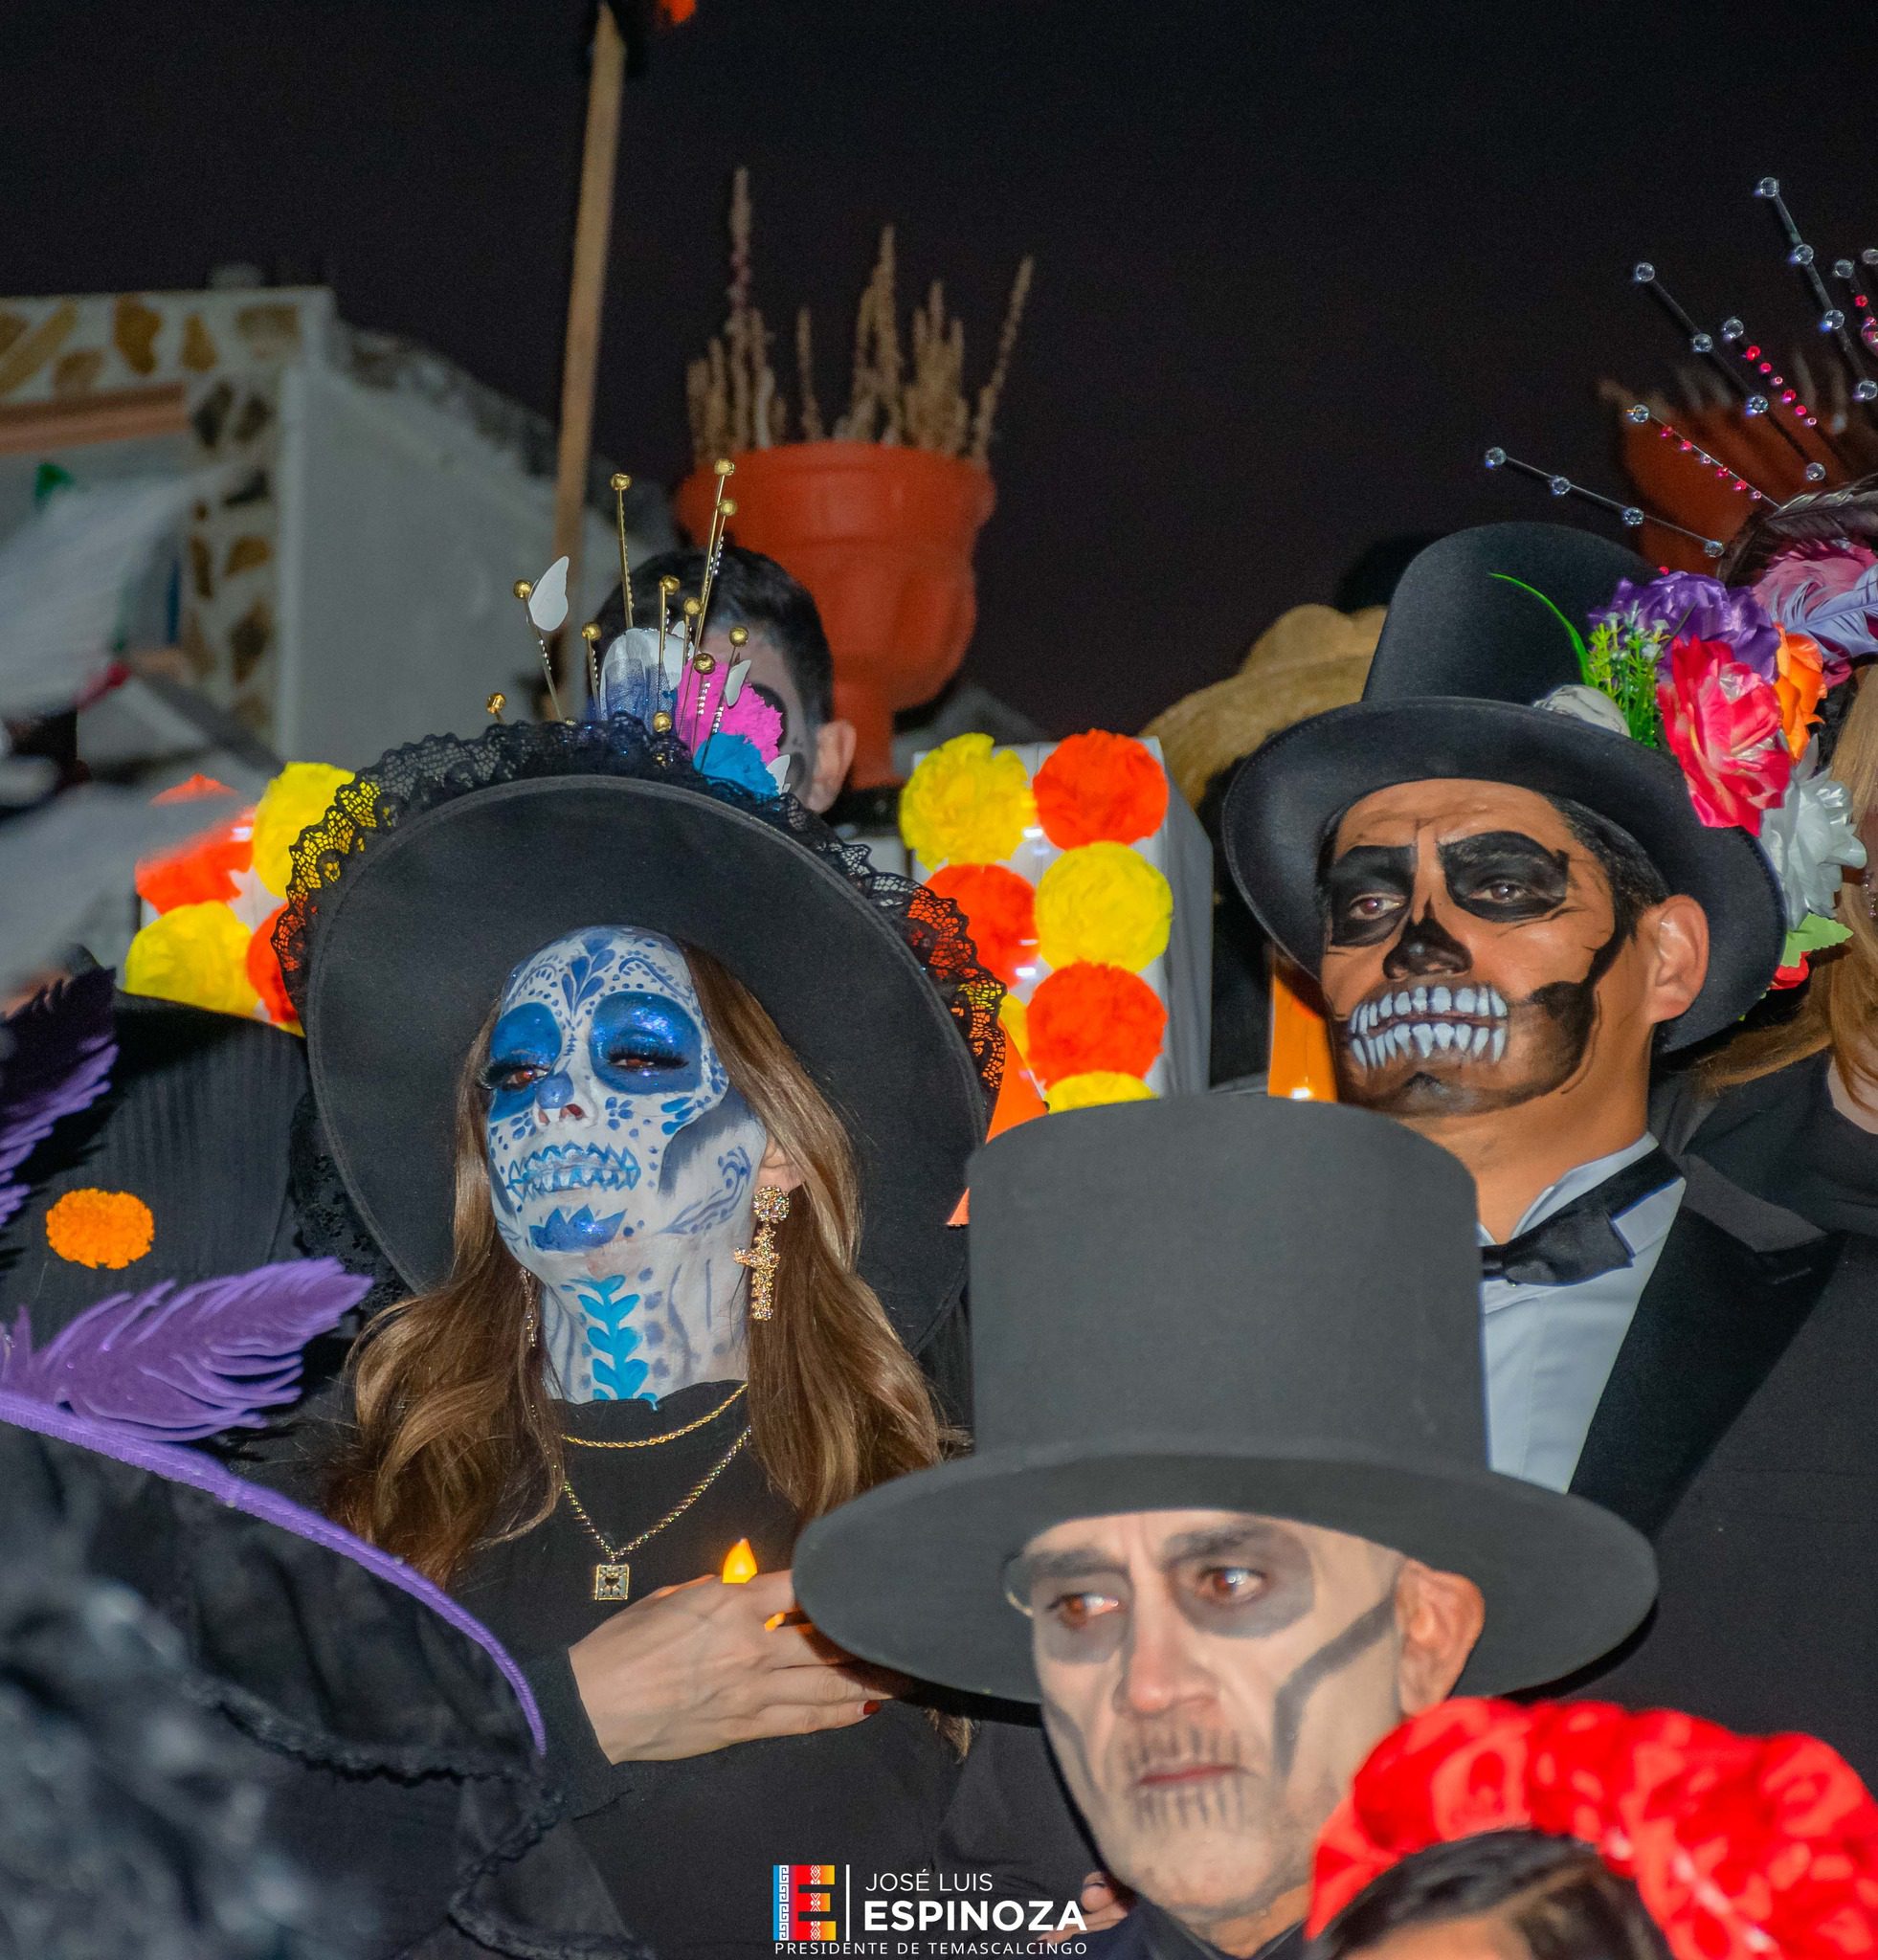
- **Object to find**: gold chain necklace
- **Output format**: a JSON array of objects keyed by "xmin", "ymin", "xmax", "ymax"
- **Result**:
[
  {"xmin": 562, "ymin": 1382, "xmax": 747, "ymax": 1450},
  {"xmin": 563, "ymin": 1426, "xmax": 752, "ymax": 1602}
]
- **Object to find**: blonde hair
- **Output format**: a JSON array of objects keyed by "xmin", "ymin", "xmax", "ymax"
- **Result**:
[
  {"xmin": 1705, "ymin": 674, "xmax": 1878, "ymax": 1099},
  {"xmin": 322, "ymin": 947, "xmax": 950, "ymax": 1587}
]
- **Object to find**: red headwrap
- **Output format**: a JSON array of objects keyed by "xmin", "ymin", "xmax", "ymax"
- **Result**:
[{"xmin": 1308, "ymin": 1700, "xmax": 1878, "ymax": 1959}]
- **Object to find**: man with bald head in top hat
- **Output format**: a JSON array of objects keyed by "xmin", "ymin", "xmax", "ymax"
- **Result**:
[
  {"xmin": 1221, "ymin": 522, "xmax": 1878, "ymax": 1771},
  {"xmin": 797, "ymin": 1094, "xmax": 1656, "ymax": 1958}
]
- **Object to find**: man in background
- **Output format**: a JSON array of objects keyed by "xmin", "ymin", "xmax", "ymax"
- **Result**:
[{"xmin": 592, "ymin": 544, "xmax": 856, "ymax": 812}]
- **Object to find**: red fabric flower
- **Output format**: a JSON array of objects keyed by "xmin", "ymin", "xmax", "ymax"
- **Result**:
[
  {"xmin": 1309, "ymin": 1699, "xmax": 1878, "ymax": 1960},
  {"xmin": 1026, "ymin": 963, "xmax": 1166, "ymax": 1085},
  {"xmin": 926, "ymin": 863, "xmax": 1039, "ymax": 986},
  {"xmin": 1657, "ymin": 636, "xmax": 1792, "ymax": 835},
  {"xmin": 1033, "ymin": 731, "xmax": 1170, "ymax": 850}
]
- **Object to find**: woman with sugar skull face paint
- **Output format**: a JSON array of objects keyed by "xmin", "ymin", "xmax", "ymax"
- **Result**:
[{"xmin": 271, "ymin": 715, "xmax": 1001, "ymax": 1956}]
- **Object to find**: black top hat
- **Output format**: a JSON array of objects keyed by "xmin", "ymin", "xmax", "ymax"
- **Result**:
[
  {"xmin": 276, "ymin": 719, "xmax": 999, "ymax": 1354},
  {"xmin": 794, "ymin": 1094, "xmax": 1656, "ymax": 1703},
  {"xmin": 1221, "ymin": 523, "xmax": 1784, "ymax": 1050}
]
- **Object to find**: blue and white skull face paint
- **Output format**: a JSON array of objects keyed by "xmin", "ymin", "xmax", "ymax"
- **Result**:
[{"xmin": 483, "ymin": 927, "xmax": 767, "ymax": 1402}]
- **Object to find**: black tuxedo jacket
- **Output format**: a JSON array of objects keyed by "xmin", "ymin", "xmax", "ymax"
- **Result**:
[{"xmin": 1551, "ymin": 1147, "xmax": 1872, "ymax": 1774}]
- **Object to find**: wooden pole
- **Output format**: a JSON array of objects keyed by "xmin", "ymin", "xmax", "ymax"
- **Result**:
[{"xmin": 549, "ymin": 3, "xmax": 628, "ymax": 695}]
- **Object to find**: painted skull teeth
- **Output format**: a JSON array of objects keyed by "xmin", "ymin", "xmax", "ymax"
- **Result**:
[
  {"xmin": 505, "ymin": 1142, "xmax": 642, "ymax": 1202},
  {"xmin": 1342, "ymin": 986, "xmax": 1510, "ymax": 1072}
]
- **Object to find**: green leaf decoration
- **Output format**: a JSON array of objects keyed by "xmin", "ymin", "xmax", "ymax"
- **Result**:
[
  {"xmin": 1783, "ymin": 915, "xmax": 1852, "ymax": 965},
  {"xmin": 1491, "ymin": 573, "xmax": 1590, "ymax": 680}
]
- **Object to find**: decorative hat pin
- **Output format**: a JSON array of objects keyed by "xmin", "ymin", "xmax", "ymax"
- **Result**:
[
  {"xmin": 1482, "ymin": 446, "xmax": 1725, "ymax": 560},
  {"xmin": 513, "ymin": 456, "xmax": 789, "ymax": 798},
  {"xmin": 1755, "ymin": 176, "xmax": 1878, "ymax": 408}
]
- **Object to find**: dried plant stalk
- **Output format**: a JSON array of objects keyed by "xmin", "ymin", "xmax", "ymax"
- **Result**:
[
  {"xmin": 687, "ymin": 169, "xmax": 1034, "ymax": 470},
  {"xmin": 796, "ymin": 307, "xmax": 825, "ymax": 440},
  {"xmin": 970, "ymin": 255, "xmax": 1034, "ymax": 466}
]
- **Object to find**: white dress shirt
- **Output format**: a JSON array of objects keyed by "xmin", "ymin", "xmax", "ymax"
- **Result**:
[{"xmin": 1481, "ymin": 1132, "xmax": 1686, "ymax": 1493}]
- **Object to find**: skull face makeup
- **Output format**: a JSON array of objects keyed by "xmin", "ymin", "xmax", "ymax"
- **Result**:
[
  {"xmin": 1319, "ymin": 782, "xmax": 1664, "ymax": 1123},
  {"xmin": 1017, "ymin": 1509, "xmax": 1468, "ymax": 1954},
  {"xmin": 483, "ymin": 927, "xmax": 768, "ymax": 1402}
]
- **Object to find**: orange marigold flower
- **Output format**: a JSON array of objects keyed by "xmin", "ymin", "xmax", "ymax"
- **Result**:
[
  {"xmin": 926, "ymin": 862, "xmax": 1039, "ymax": 985},
  {"xmin": 45, "ymin": 1188, "xmax": 155, "ymax": 1270},
  {"xmin": 1033, "ymin": 730, "xmax": 1169, "ymax": 849},
  {"xmin": 1026, "ymin": 963, "xmax": 1167, "ymax": 1085}
]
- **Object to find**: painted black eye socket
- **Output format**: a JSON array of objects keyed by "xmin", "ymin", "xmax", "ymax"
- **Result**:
[{"xmin": 1192, "ymin": 1564, "xmax": 1268, "ymax": 1606}]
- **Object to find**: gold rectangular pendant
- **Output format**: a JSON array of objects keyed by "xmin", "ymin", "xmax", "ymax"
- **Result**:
[{"xmin": 592, "ymin": 1562, "xmax": 630, "ymax": 1603}]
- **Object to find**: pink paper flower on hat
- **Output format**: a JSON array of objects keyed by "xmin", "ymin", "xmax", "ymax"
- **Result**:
[{"xmin": 1656, "ymin": 637, "xmax": 1792, "ymax": 836}]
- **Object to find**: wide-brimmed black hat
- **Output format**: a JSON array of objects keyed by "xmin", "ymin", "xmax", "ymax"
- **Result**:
[
  {"xmin": 0, "ymin": 1389, "xmax": 645, "ymax": 1955},
  {"xmin": 275, "ymin": 719, "xmax": 998, "ymax": 1353},
  {"xmin": 794, "ymin": 1094, "xmax": 1656, "ymax": 1702},
  {"xmin": 1221, "ymin": 523, "xmax": 1784, "ymax": 1050}
]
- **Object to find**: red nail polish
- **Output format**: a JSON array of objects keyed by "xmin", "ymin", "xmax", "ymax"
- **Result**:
[{"xmin": 861, "ymin": 1700, "xmax": 882, "ymax": 1715}]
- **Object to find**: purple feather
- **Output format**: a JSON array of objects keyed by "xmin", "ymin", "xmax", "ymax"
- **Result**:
[
  {"xmin": 0, "ymin": 967, "xmax": 117, "ymax": 1232},
  {"xmin": 0, "ymin": 1258, "xmax": 368, "ymax": 1442},
  {"xmin": 1757, "ymin": 549, "xmax": 1878, "ymax": 672}
]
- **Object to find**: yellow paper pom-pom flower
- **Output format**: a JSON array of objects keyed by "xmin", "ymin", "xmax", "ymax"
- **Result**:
[
  {"xmin": 900, "ymin": 733, "xmax": 1037, "ymax": 869},
  {"xmin": 998, "ymin": 991, "xmax": 1030, "ymax": 1059},
  {"xmin": 124, "ymin": 902, "xmax": 262, "ymax": 1020},
  {"xmin": 45, "ymin": 1188, "xmax": 155, "ymax": 1269},
  {"xmin": 1043, "ymin": 1071, "xmax": 1156, "ymax": 1114},
  {"xmin": 1034, "ymin": 842, "xmax": 1173, "ymax": 972},
  {"xmin": 251, "ymin": 762, "xmax": 355, "ymax": 897}
]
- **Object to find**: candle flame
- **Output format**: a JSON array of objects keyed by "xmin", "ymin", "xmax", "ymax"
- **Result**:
[{"xmin": 720, "ymin": 1537, "xmax": 759, "ymax": 1584}]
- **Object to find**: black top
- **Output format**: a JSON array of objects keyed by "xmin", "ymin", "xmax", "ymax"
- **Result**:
[
  {"xmin": 1677, "ymin": 1051, "xmax": 1878, "ymax": 1236},
  {"xmin": 1089, "ymin": 1899, "xmax": 1305, "ymax": 1959},
  {"xmin": 454, "ymin": 1379, "xmax": 964, "ymax": 1960}
]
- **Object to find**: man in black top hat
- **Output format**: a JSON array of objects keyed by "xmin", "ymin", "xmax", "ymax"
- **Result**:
[
  {"xmin": 1221, "ymin": 522, "xmax": 1873, "ymax": 1769},
  {"xmin": 796, "ymin": 1095, "xmax": 1654, "ymax": 1959}
]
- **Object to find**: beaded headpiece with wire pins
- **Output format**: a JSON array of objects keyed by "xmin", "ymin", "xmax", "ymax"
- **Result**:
[{"xmin": 502, "ymin": 463, "xmax": 789, "ymax": 795}]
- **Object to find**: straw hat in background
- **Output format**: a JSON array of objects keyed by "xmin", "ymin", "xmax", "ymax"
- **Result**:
[{"xmin": 1142, "ymin": 601, "xmax": 1385, "ymax": 808}]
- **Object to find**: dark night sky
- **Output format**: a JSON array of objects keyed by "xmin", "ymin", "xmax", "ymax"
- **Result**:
[{"xmin": 9, "ymin": 0, "xmax": 1878, "ymax": 733}]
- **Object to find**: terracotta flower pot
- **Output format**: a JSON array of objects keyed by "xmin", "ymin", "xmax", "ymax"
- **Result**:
[{"xmin": 674, "ymin": 441, "xmax": 995, "ymax": 787}]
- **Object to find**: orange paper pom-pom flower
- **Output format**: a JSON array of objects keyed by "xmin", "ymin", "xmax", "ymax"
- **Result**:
[
  {"xmin": 1034, "ymin": 731, "xmax": 1169, "ymax": 849},
  {"xmin": 1026, "ymin": 963, "xmax": 1167, "ymax": 1085},
  {"xmin": 926, "ymin": 863, "xmax": 1039, "ymax": 986},
  {"xmin": 45, "ymin": 1188, "xmax": 155, "ymax": 1270},
  {"xmin": 135, "ymin": 818, "xmax": 253, "ymax": 912}
]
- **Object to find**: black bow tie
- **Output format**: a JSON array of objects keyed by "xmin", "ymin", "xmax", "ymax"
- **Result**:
[{"xmin": 1479, "ymin": 1147, "xmax": 1681, "ymax": 1288}]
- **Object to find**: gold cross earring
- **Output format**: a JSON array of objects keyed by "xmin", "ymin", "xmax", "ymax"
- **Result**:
[{"xmin": 736, "ymin": 1186, "xmax": 791, "ymax": 1321}]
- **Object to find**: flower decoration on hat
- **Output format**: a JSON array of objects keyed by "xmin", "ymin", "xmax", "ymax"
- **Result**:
[
  {"xmin": 585, "ymin": 463, "xmax": 792, "ymax": 799},
  {"xmin": 1523, "ymin": 564, "xmax": 1866, "ymax": 986},
  {"xmin": 1308, "ymin": 1698, "xmax": 1878, "ymax": 1960},
  {"xmin": 902, "ymin": 730, "xmax": 1196, "ymax": 1126}
]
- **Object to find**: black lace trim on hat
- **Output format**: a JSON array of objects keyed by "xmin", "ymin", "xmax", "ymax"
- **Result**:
[{"xmin": 271, "ymin": 718, "xmax": 1004, "ymax": 1113}]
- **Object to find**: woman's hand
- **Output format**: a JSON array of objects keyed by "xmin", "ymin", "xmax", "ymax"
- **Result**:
[{"xmin": 569, "ymin": 1570, "xmax": 888, "ymax": 1763}]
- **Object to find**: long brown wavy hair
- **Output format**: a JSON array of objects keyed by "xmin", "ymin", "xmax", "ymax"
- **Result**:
[
  {"xmin": 1704, "ymin": 671, "xmax": 1878, "ymax": 1100},
  {"xmin": 323, "ymin": 946, "xmax": 951, "ymax": 1588}
]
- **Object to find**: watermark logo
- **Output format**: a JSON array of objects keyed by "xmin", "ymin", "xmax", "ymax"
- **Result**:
[{"xmin": 774, "ymin": 1864, "xmax": 843, "ymax": 1943}]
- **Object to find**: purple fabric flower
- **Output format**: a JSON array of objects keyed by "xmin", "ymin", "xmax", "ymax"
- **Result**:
[{"xmin": 1593, "ymin": 572, "xmax": 1781, "ymax": 680}]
